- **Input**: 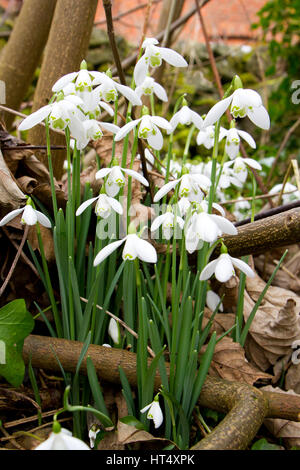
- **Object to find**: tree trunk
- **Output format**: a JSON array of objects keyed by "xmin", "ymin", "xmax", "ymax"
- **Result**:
[
  {"xmin": 0, "ymin": 0, "xmax": 57, "ymax": 129},
  {"xmin": 27, "ymin": 0, "xmax": 98, "ymax": 180}
]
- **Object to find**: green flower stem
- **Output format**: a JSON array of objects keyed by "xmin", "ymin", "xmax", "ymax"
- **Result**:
[
  {"xmin": 111, "ymin": 98, "xmax": 119, "ymax": 163},
  {"xmin": 181, "ymin": 124, "xmax": 195, "ymax": 168},
  {"xmin": 45, "ymin": 119, "xmax": 58, "ymax": 219},
  {"xmin": 126, "ymin": 128, "xmax": 139, "ymax": 230},
  {"xmin": 36, "ymin": 223, "xmax": 63, "ymax": 338}
]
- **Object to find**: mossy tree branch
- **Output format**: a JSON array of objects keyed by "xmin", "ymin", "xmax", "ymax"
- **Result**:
[{"xmin": 23, "ymin": 335, "xmax": 300, "ymax": 450}]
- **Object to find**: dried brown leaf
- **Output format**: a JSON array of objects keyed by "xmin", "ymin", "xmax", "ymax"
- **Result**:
[
  {"xmin": 243, "ymin": 273, "xmax": 300, "ymax": 371},
  {"xmin": 117, "ymin": 421, "xmax": 174, "ymax": 450},
  {"xmin": 205, "ymin": 336, "xmax": 272, "ymax": 384}
]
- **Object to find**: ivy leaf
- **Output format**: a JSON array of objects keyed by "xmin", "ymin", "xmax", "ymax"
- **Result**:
[
  {"xmin": 0, "ymin": 299, "xmax": 34, "ymax": 387},
  {"xmin": 251, "ymin": 438, "xmax": 283, "ymax": 450}
]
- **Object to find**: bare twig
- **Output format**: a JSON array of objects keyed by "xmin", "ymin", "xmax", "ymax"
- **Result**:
[
  {"xmin": 94, "ymin": 0, "xmax": 162, "ymax": 26},
  {"xmin": 267, "ymin": 117, "xmax": 300, "ymax": 186},
  {"xmin": 0, "ymin": 225, "xmax": 29, "ymax": 297},
  {"xmin": 79, "ymin": 296, "xmax": 156, "ymax": 358}
]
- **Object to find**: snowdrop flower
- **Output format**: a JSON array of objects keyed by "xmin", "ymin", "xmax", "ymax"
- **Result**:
[
  {"xmin": 93, "ymin": 230, "xmax": 157, "ymax": 266},
  {"xmin": 35, "ymin": 426, "xmax": 90, "ymax": 450},
  {"xmin": 150, "ymin": 206, "xmax": 184, "ymax": 240},
  {"xmin": 91, "ymin": 72, "xmax": 142, "ymax": 106},
  {"xmin": 135, "ymin": 76, "xmax": 168, "ymax": 102},
  {"xmin": 74, "ymin": 118, "xmax": 120, "ymax": 150},
  {"xmin": 203, "ymin": 87, "xmax": 270, "ymax": 130},
  {"xmin": 224, "ymin": 127, "xmax": 256, "ymax": 160},
  {"xmin": 88, "ymin": 426, "xmax": 100, "ymax": 449},
  {"xmin": 76, "ymin": 192, "xmax": 123, "ymax": 219},
  {"xmin": 134, "ymin": 37, "xmax": 187, "ymax": 85},
  {"xmin": 196, "ymin": 125, "xmax": 227, "ymax": 149},
  {"xmin": 108, "ymin": 318, "xmax": 121, "ymax": 345},
  {"xmin": 52, "ymin": 60, "xmax": 94, "ymax": 93},
  {"xmin": 140, "ymin": 394, "xmax": 163, "ymax": 429},
  {"xmin": 200, "ymin": 251, "xmax": 255, "ymax": 283},
  {"xmin": 206, "ymin": 290, "xmax": 224, "ymax": 312},
  {"xmin": 0, "ymin": 201, "xmax": 51, "ymax": 228},
  {"xmin": 18, "ymin": 94, "xmax": 83, "ymax": 134},
  {"xmin": 95, "ymin": 164, "xmax": 149, "ymax": 198},
  {"xmin": 153, "ymin": 169, "xmax": 211, "ymax": 203},
  {"xmin": 169, "ymin": 104, "xmax": 204, "ymax": 133},
  {"xmin": 115, "ymin": 112, "xmax": 172, "ymax": 151},
  {"xmin": 178, "ymin": 196, "xmax": 192, "ymax": 217},
  {"xmin": 233, "ymin": 197, "xmax": 251, "ymax": 221},
  {"xmin": 225, "ymin": 157, "xmax": 262, "ymax": 185},
  {"xmin": 185, "ymin": 210, "xmax": 237, "ymax": 253},
  {"xmin": 269, "ymin": 183, "xmax": 300, "ymax": 204}
]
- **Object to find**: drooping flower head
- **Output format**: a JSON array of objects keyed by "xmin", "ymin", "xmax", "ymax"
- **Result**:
[{"xmin": 134, "ymin": 37, "xmax": 188, "ymax": 85}]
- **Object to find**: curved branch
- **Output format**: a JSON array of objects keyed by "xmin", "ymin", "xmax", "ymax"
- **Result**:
[{"xmin": 23, "ymin": 335, "xmax": 300, "ymax": 450}]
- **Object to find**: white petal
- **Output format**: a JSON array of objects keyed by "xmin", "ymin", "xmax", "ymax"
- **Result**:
[
  {"xmin": 140, "ymin": 403, "xmax": 152, "ymax": 413},
  {"xmin": 108, "ymin": 318, "xmax": 119, "ymax": 344},
  {"xmin": 122, "ymin": 168, "xmax": 149, "ymax": 186},
  {"xmin": 190, "ymin": 110, "xmax": 204, "ymax": 129},
  {"xmin": 206, "ymin": 290, "xmax": 223, "ymax": 312},
  {"xmin": 237, "ymin": 129, "xmax": 256, "ymax": 148},
  {"xmin": 160, "ymin": 47, "xmax": 188, "ymax": 67},
  {"xmin": 76, "ymin": 197, "xmax": 99, "ymax": 216},
  {"xmin": 114, "ymin": 119, "xmax": 141, "ymax": 141},
  {"xmin": 214, "ymin": 255, "xmax": 235, "ymax": 283},
  {"xmin": 210, "ymin": 214, "xmax": 238, "ymax": 235},
  {"xmin": 142, "ymin": 38, "xmax": 159, "ymax": 48},
  {"xmin": 242, "ymin": 158, "xmax": 262, "ymax": 170},
  {"xmin": 99, "ymin": 100, "xmax": 114, "ymax": 116},
  {"xmin": 122, "ymin": 235, "xmax": 138, "ymax": 261},
  {"xmin": 150, "ymin": 116, "xmax": 172, "ymax": 131},
  {"xmin": 199, "ymin": 259, "xmax": 219, "ymax": 281},
  {"xmin": 153, "ymin": 82, "xmax": 168, "ymax": 102},
  {"xmin": 52, "ymin": 72, "xmax": 78, "ymax": 92},
  {"xmin": 35, "ymin": 210, "xmax": 52, "ymax": 228},
  {"xmin": 18, "ymin": 105, "xmax": 52, "ymax": 131},
  {"xmin": 247, "ymin": 105, "xmax": 270, "ymax": 130},
  {"xmin": 95, "ymin": 167, "xmax": 112, "ymax": 180},
  {"xmin": 212, "ymin": 202, "xmax": 225, "ymax": 216},
  {"xmin": 0, "ymin": 208, "xmax": 24, "ymax": 226},
  {"xmin": 105, "ymin": 181, "xmax": 121, "ymax": 197},
  {"xmin": 134, "ymin": 55, "xmax": 149, "ymax": 86},
  {"xmin": 22, "ymin": 205, "xmax": 37, "ymax": 225},
  {"xmin": 135, "ymin": 237, "xmax": 157, "ymax": 263},
  {"xmin": 149, "ymin": 401, "xmax": 163, "ymax": 428},
  {"xmin": 150, "ymin": 214, "xmax": 166, "ymax": 232},
  {"xmin": 153, "ymin": 179, "xmax": 179, "ymax": 202},
  {"xmin": 107, "ymin": 196, "xmax": 123, "ymax": 214},
  {"xmin": 99, "ymin": 122, "xmax": 120, "ymax": 134},
  {"xmin": 203, "ymin": 96, "xmax": 233, "ymax": 128},
  {"xmin": 115, "ymin": 82, "xmax": 142, "ymax": 106},
  {"xmin": 93, "ymin": 238, "xmax": 125, "ymax": 266},
  {"xmin": 147, "ymin": 127, "xmax": 164, "ymax": 150},
  {"xmin": 231, "ymin": 256, "xmax": 255, "ymax": 278}
]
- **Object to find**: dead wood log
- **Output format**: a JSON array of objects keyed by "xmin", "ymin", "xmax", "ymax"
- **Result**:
[
  {"xmin": 23, "ymin": 335, "xmax": 300, "ymax": 450},
  {"xmin": 221, "ymin": 207, "xmax": 300, "ymax": 258}
]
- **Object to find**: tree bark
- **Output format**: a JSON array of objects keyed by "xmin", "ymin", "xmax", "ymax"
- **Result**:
[
  {"xmin": 27, "ymin": 0, "xmax": 98, "ymax": 180},
  {"xmin": 0, "ymin": 0, "xmax": 57, "ymax": 129},
  {"xmin": 23, "ymin": 334, "xmax": 300, "ymax": 450},
  {"xmin": 221, "ymin": 207, "xmax": 300, "ymax": 258}
]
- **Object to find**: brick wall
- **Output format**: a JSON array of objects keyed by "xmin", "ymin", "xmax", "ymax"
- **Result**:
[
  {"xmin": 95, "ymin": 0, "xmax": 267, "ymax": 45},
  {"xmin": 0, "ymin": 0, "xmax": 267, "ymax": 45}
]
